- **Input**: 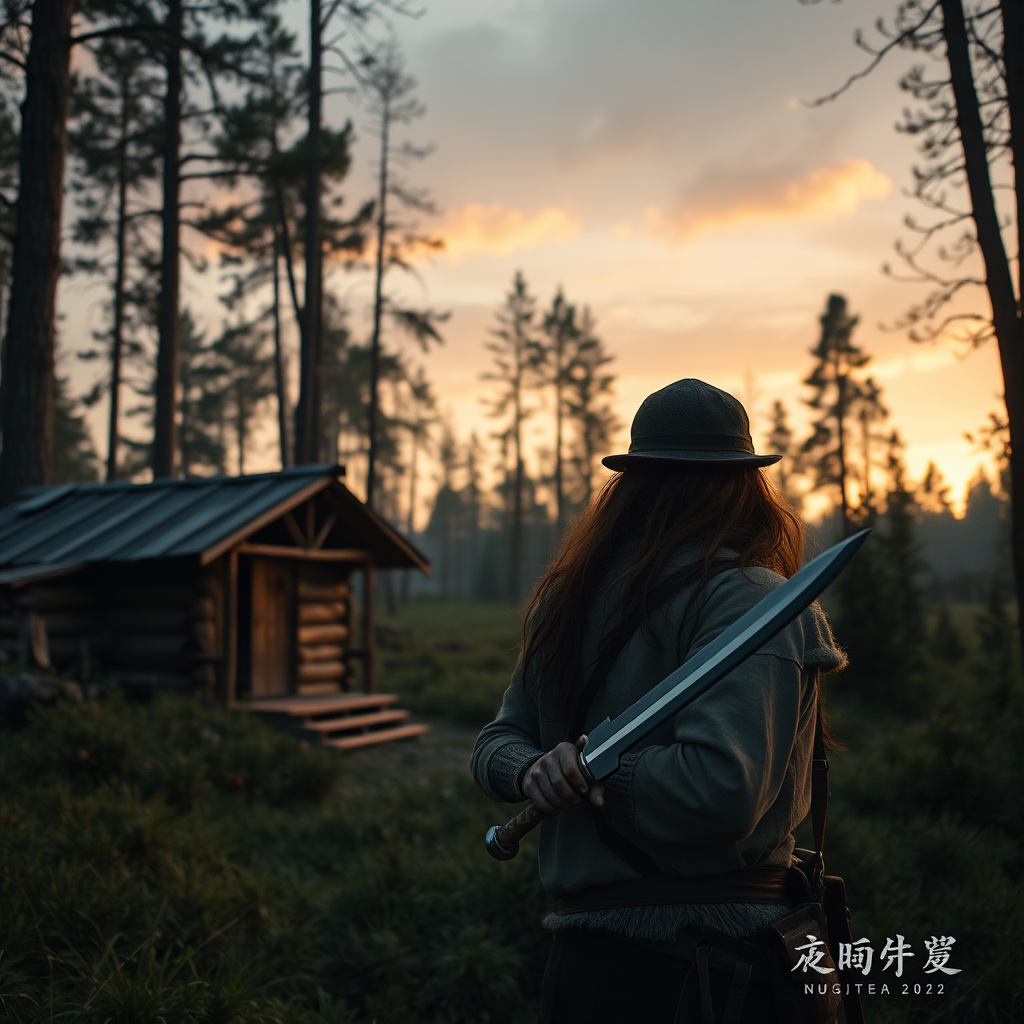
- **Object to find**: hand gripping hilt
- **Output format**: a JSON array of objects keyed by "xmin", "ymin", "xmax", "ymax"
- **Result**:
[{"xmin": 484, "ymin": 750, "xmax": 595, "ymax": 860}]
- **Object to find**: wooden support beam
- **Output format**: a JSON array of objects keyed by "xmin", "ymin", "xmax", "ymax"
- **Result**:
[
  {"xmin": 199, "ymin": 477, "xmax": 330, "ymax": 565},
  {"xmin": 225, "ymin": 548, "xmax": 238, "ymax": 705},
  {"xmin": 236, "ymin": 543, "xmax": 370, "ymax": 562},
  {"xmin": 363, "ymin": 564, "xmax": 376, "ymax": 694},
  {"xmin": 282, "ymin": 511, "xmax": 306, "ymax": 547},
  {"xmin": 312, "ymin": 512, "xmax": 337, "ymax": 549}
]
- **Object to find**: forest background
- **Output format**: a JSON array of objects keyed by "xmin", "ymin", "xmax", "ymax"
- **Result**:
[
  {"xmin": 0, "ymin": 0, "xmax": 1023, "ymax": 1020},
  {"xmin": 0, "ymin": 0, "xmax": 1011, "ymax": 601}
]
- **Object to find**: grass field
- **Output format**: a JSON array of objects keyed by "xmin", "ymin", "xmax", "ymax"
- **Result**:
[
  {"xmin": 375, "ymin": 600, "xmax": 524, "ymax": 729},
  {"xmin": 1, "ymin": 596, "xmax": 1022, "ymax": 1022}
]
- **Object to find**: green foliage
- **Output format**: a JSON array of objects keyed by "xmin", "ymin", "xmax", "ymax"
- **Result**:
[
  {"xmin": 377, "ymin": 600, "xmax": 523, "ymax": 727},
  {"xmin": 0, "ymin": 690, "xmax": 551, "ymax": 1023},
  {"xmin": 179, "ymin": 308, "xmax": 229, "ymax": 476},
  {"xmin": 826, "ymin": 617, "xmax": 1024, "ymax": 1023},
  {"xmin": 52, "ymin": 373, "xmax": 101, "ymax": 484},
  {"xmin": 5, "ymin": 595, "xmax": 1020, "ymax": 1022},
  {"xmin": 829, "ymin": 437, "xmax": 929, "ymax": 708}
]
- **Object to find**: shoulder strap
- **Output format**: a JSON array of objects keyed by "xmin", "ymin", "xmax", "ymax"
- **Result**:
[
  {"xmin": 567, "ymin": 557, "xmax": 737, "ymax": 740},
  {"xmin": 571, "ymin": 557, "xmax": 738, "ymax": 878},
  {"xmin": 808, "ymin": 672, "xmax": 866, "ymax": 1024},
  {"xmin": 809, "ymin": 668, "xmax": 828, "ymax": 900}
]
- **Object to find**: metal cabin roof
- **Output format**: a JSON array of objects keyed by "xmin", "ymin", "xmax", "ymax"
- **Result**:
[{"xmin": 0, "ymin": 465, "xmax": 429, "ymax": 576}]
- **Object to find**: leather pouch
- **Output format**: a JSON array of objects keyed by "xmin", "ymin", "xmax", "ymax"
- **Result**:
[{"xmin": 767, "ymin": 902, "xmax": 842, "ymax": 1024}]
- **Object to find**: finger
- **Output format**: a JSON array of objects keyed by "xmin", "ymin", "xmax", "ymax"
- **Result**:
[
  {"xmin": 558, "ymin": 742, "xmax": 590, "ymax": 796},
  {"xmin": 587, "ymin": 783, "xmax": 606, "ymax": 808},
  {"xmin": 536, "ymin": 771, "xmax": 572, "ymax": 812},
  {"xmin": 523, "ymin": 771, "xmax": 559, "ymax": 814},
  {"xmin": 542, "ymin": 756, "xmax": 581, "ymax": 806}
]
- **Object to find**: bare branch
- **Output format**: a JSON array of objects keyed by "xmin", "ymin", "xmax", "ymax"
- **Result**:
[{"xmin": 806, "ymin": 2, "xmax": 942, "ymax": 106}]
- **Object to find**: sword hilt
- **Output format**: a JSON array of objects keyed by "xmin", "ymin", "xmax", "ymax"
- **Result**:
[{"xmin": 484, "ymin": 751, "xmax": 594, "ymax": 860}]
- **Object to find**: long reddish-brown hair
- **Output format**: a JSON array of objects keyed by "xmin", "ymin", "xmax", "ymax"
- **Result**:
[{"xmin": 521, "ymin": 462, "xmax": 805, "ymax": 727}]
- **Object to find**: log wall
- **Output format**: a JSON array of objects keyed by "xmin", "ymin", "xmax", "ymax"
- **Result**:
[
  {"xmin": 294, "ymin": 578, "xmax": 352, "ymax": 695},
  {"xmin": 0, "ymin": 564, "xmax": 223, "ymax": 697}
]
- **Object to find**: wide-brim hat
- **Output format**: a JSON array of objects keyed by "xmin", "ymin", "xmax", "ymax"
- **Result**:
[{"xmin": 602, "ymin": 378, "xmax": 781, "ymax": 471}]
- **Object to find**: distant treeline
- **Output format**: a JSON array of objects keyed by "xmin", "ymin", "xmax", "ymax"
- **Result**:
[
  {"xmin": 401, "ymin": 291, "xmax": 1009, "ymax": 606},
  {"xmin": 404, "ymin": 465, "xmax": 1007, "ymax": 605}
]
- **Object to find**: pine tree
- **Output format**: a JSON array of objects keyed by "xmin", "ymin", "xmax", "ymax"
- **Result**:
[
  {"xmin": 880, "ymin": 431, "xmax": 928, "ymax": 664},
  {"xmin": 318, "ymin": 294, "xmax": 408, "ymax": 497},
  {"xmin": 918, "ymin": 460, "xmax": 953, "ymax": 515},
  {"xmin": 144, "ymin": 0, "xmax": 263, "ymax": 478},
  {"xmin": 564, "ymin": 307, "xmax": 618, "ymax": 507},
  {"xmin": 0, "ymin": 85, "xmax": 19, "ymax": 339},
  {"xmin": 932, "ymin": 603, "xmax": 966, "ymax": 664},
  {"xmin": 295, "ymin": 2, "xmax": 419, "ymax": 467},
  {"xmin": 801, "ymin": 294, "xmax": 887, "ymax": 528},
  {"xmin": 67, "ymin": 36, "xmax": 162, "ymax": 482},
  {"xmin": 0, "ymin": 0, "xmax": 76, "ymax": 502},
  {"xmin": 178, "ymin": 309, "xmax": 227, "ymax": 476},
  {"xmin": 482, "ymin": 271, "xmax": 543, "ymax": 604},
  {"xmin": 832, "ymin": 431, "xmax": 928, "ymax": 706},
  {"xmin": 426, "ymin": 417, "xmax": 461, "ymax": 598},
  {"xmin": 362, "ymin": 38, "xmax": 445, "ymax": 507},
  {"xmin": 402, "ymin": 366, "xmax": 434, "ymax": 531},
  {"xmin": 766, "ymin": 399, "xmax": 797, "ymax": 505},
  {"xmin": 52, "ymin": 374, "xmax": 101, "ymax": 484},
  {"xmin": 538, "ymin": 287, "xmax": 578, "ymax": 529},
  {"xmin": 853, "ymin": 376, "xmax": 889, "ymax": 511},
  {"xmin": 214, "ymin": 320, "xmax": 276, "ymax": 475},
  {"xmin": 0, "ymin": 82, "xmax": 22, "ymax": 451}
]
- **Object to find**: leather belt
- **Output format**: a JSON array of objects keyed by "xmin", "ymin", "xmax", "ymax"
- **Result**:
[{"xmin": 556, "ymin": 865, "xmax": 792, "ymax": 914}]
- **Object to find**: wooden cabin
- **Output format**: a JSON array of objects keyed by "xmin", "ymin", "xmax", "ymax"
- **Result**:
[{"xmin": 0, "ymin": 465, "xmax": 431, "ymax": 749}]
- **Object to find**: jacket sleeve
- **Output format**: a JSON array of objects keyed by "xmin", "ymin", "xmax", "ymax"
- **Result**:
[
  {"xmin": 470, "ymin": 654, "xmax": 546, "ymax": 803},
  {"xmin": 600, "ymin": 569, "xmax": 842, "ymax": 849}
]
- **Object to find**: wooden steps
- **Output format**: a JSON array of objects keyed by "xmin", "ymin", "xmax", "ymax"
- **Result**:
[
  {"xmin": 240, "ymin": 692, "xmax": 429, "ymax": 751},
  {"xmin": 325, "ymin": 723, "xmax": 430, "ymax": 750}
]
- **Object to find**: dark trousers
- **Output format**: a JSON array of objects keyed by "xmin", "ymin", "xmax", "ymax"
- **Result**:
[{"xmin": 537, "ymin": 928, "xmax": 782, "ymax": 1024}]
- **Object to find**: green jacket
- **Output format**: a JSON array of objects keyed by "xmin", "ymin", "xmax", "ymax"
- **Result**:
[{"xmin": 470, "ymin": 546, "xmax": 845, "ymax": 940}]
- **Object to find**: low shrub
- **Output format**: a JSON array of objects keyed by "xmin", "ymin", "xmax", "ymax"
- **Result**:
[{"xmin": 0, "ymin": 693, "xmax": 552, "ymax": 1023}]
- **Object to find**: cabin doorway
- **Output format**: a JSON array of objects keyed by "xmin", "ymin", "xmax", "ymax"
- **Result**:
[{"xmin": 243, "ymin": 557, "xmax": 295, "ymax": 698}]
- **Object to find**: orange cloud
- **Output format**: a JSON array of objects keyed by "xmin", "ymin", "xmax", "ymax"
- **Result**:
[
  {"xmin": 439, "ymin": 203, "xmax": 582, "ymax": 262},
  {"xmin": 646, "ymin": 159, "xmax": 892, "ymax": 244}
]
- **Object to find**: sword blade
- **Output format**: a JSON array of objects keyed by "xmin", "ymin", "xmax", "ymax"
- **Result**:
[{"xmin": 580, "ymin": 529, "xmax": 869, "ymax": 781}]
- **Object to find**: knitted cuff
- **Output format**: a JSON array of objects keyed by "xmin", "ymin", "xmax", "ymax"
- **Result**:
[
  {"xmin": 598, "ymin": 751, "xmax": 644, "ymax": 844},
  {"xmin": 487, "ymin": 742, "xmax": 544, "ymax": 803}
]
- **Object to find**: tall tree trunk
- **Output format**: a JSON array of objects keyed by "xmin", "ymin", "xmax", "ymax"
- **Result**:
[
  {"xmin": 153, "ymin": 0, "xmax": 183, "ymax": 479},
  {"xmin": 999, "ymin": 0, "xmax": 1024, "ymax": 305},
  {"xmin": 554, "ymin": 359, "xmax": 564, "ymax": 530},
  {"xmin": 295, "ymin": 0, "xmax": 322, "ymax": 465},
  {"xmin": 366, "ymin": 100, "xmax": 390, "ymax": 509},
  {"xmin": 237, "ymin": 389, "xmax": 245, "ymax": 474},
  {"xmin": 272, "ymin": 224, "xmax": 290, "ymax": 467},
  {"xmin": 0, "ymin": 0, "xmax": 75, "ymax": 505},
  {"xmin": 273, "ymin": 180, "xmax": 302, "ymax": 323},
  {"xmin": 107, "ymin": 89, "xmax": 130, "ymax": 483},
  {"xmin": 401, "ymin": 413, "xmax": 419, "ymax": 601},
  {"xmin": 835, "ymin": 367, "xmax": 851, "ymax": 529},
  {"xmin": 941, "ymin": 0, "xmax": 1024, "ymax": 636},
  {"xmin": 509, "ymin": 389, "xmax": 523, "ymax": 604}
]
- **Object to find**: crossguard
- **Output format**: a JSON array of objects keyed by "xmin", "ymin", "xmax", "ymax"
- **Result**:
[{"xmin": 484, "ymin": 750, "xmax": 595, "ymax": 860}]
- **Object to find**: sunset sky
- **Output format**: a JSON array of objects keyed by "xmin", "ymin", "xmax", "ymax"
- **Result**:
[{"xmin": 62, "ymin": 0, "xmax": 1009, "ymax": 518}]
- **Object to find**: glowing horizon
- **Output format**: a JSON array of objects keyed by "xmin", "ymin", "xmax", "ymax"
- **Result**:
[{"xmin": 57, "ymin": 0, "xmax": 1009, "ymax": 529}]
